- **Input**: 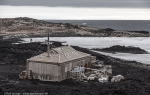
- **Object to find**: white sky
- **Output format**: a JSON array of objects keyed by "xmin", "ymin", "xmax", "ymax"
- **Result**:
[{"xmin": 0, "ymin": 6, "xmax": 150, "ymax": 20}]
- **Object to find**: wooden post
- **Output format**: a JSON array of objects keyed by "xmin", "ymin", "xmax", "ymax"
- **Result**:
[{"xmin": 47, "ymin": 33, "xmax": 50, "ymax": 57}]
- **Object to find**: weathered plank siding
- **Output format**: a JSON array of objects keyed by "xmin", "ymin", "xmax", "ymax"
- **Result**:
[
  {"xmin": 28, "ymin": 62, "xmax": 59, "ymax": 81},
  {"xmin": 59, "ymin": 57, "xmax": 93, "ymax": 81}
]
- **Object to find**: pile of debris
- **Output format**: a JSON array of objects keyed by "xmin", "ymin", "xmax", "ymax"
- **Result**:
[
  {"xmin": 67, "ymin": 60, "xmax": 124, "ymax": 83},
  {"xmin": 19, "ymin": 70, "xmax": 33, "ymax": 79}
]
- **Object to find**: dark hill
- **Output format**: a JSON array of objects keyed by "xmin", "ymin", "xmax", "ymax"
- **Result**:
[
  {"xmin": 0, "ymin": 17, "xmax": 149, "ymax": 37},
  {"xmin": 93, "ymin": 45, "xmax": 149, "ymax": 54}
]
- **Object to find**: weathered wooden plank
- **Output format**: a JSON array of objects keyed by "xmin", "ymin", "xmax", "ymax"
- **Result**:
[{"xmin": 28, "ymin": 62, "xmax": 59, "ymax": 81}]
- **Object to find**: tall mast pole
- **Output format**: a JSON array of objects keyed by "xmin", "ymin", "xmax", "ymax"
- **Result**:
[{"xmin": 47, "ymin": 33, "xmax": 50, "ymax": 57}]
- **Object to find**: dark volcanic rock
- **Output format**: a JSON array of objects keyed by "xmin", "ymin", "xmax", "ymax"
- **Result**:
[
  {"xmin": 92, "ymin": 45, "xmax": 149, "ymax": 54},
  {"xmin": 0, "ymin": 39, "xmax": 150, "ymax": 95},
  {"xmin": 0, "ymin": 42, "xmax": 47, "ymax": 65}
]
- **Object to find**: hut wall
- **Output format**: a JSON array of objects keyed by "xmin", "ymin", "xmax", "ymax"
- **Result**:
[
  {"xmin": 28, "ymin": 62, "xmax": 59, "ymax": 81},
  {"xmin": 59, "ymin": 57, "xmax": 94, "ymax": 81},
  {"xmin": 27, "ymin": 56, "xmax": 96, "ymax": 81}
]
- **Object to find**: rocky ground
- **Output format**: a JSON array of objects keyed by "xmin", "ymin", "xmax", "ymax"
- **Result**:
[
  {"xmin": 92, "ymin": 45, "xmax": 149, "ymax": 54},
  {"xmin": 0, "ymin": 17, "xmax": 149, "ymax": 38},
  {"xmin": 0, "ymin": 38, "xmax": 150, "ymax": 95}
]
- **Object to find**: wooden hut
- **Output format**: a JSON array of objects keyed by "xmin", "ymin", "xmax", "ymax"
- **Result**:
[{"xmin": 26, "ymin": 46, "xmax": 96, "ymax": 81}]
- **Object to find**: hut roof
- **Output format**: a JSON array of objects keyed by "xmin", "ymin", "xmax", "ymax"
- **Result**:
[{"xmin": 27, "ymin": 46, "xmax": 91, "ymax": 64}]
